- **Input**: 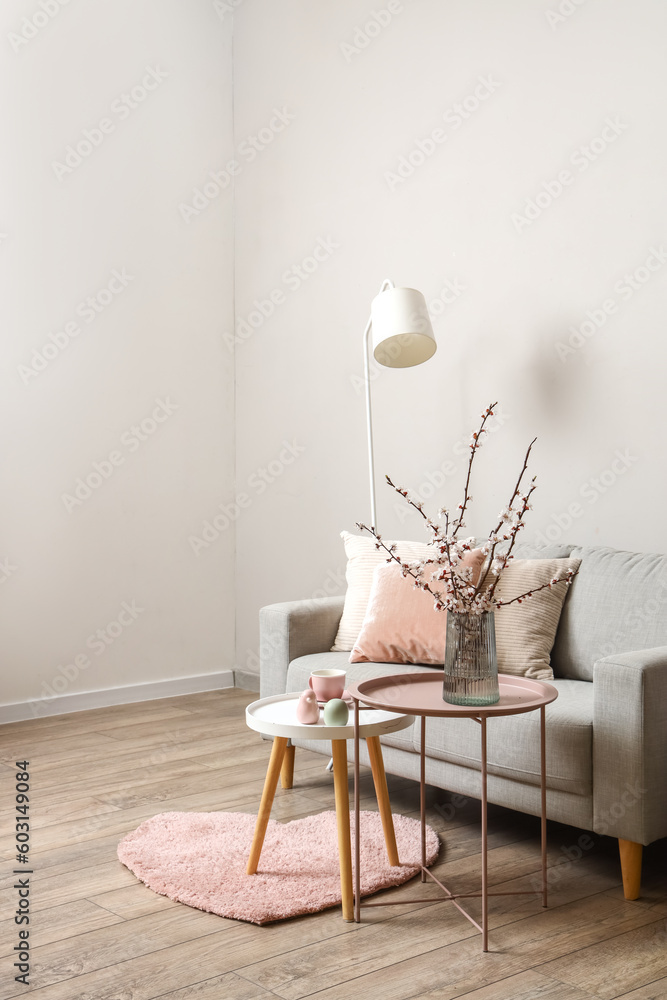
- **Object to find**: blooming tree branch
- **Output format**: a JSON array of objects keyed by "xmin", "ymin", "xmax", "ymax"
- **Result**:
[
  {"xmin": 475, "ymin": 435, "xmax": 536, "ymax": 598},
  {"xmin": 356, "ymin": 402, "xmax": 579, "ymax": 615},
  {"xmin": 452, "ymin": 402, "xmax": 497, "ymax": 538}
]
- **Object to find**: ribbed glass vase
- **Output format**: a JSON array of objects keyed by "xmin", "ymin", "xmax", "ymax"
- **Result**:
[{"xmin": 442, "ymin": 611, "xmax": 500, "ymax": 706}]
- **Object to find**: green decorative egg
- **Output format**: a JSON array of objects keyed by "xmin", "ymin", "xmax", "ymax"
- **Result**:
[{"xmin": 323, "ymin": 698, "xmax": 349, "ymax": 727}]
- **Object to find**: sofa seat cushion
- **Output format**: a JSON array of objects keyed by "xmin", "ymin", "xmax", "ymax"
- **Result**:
[
  {"xmin": 420, "ymin": 679, "xmax": 593, "ymax": 795},
  {"xmin": 287, "ymin": 654, "xmax": 440, "ymax": 751}
]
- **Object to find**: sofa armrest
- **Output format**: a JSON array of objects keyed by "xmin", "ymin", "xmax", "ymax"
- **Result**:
[
  {"xmin": 259, "ymin": 597, "xmax": 345, "ymax": 698},
  {"xmin": 593, "ymin": 646, "xmax": 667, "ymax": 844}
]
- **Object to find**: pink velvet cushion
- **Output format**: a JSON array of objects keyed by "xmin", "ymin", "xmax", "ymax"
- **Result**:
[{"xmin": 350, "ymin": 549, "xmax": 485, "ymax": 665}]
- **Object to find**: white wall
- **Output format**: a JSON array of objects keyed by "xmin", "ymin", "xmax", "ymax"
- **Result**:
[
  {"xmin": 233, "ymin": 0, "xmax": 667, "ymax": 681},
  {"xmin": 1, "ymin": 0, "xmax": 235, "ymax": 718},
  {"xmin": 3, "ymin": 1, "xmax": 664, "ymax": 710}
]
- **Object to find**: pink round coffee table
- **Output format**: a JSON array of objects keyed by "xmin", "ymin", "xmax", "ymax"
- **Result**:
[{"xmin": 347, "ymin": 672, "xmax": 559, "ymax": 951}]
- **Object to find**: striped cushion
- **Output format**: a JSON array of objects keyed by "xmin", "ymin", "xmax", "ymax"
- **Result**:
[
  {"xmin": 331, "ymin": 531, "xmax": 431, "ymax": 651},
  {"xmin": 493, "ymin": 558, "xmax": 581, "ymax": 679}
]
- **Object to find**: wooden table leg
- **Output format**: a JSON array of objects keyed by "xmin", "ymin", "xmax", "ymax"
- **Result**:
[
  {"xmin": 246, "ymin": 736, "xmax": 288, "ymax": 875},
  {"xmin": 281, "ymin": 743, "xmax": 295, "ymax": 789},
  {"xmin": 332, "ymin": 739, "xmax": 354, "ymax": 921},
  {"xmin": 367, "ymin": 735, "xmax": 399, "ymax": 867}
]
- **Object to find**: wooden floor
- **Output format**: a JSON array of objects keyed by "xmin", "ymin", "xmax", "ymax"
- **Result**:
[{"xmin": 1, "ymin": 688, "xmax": 666, "ymax": 1000}]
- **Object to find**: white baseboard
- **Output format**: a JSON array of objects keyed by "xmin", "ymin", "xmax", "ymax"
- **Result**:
[
  {"xmin": 0, "ymin": 671, "xmax": 235, "ymax": 724},
  {"xmin": 233, "ymin": 669, "xmax": 260, "ymax": 692}
]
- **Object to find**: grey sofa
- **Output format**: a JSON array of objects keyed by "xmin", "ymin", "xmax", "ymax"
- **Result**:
[{"xmin": 259, "ymin": 542, "xmax": 667, "ymax": 899}]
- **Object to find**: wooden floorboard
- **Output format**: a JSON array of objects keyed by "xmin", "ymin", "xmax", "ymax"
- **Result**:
[{"xmin": 0, "ymin": 688, "xmax": 665, "ymax": 1000}]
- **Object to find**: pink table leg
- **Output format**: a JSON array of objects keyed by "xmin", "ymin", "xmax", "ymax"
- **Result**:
[
  {"xmin": 481, "ymin": 715, "xmax": 488, "ymax": 953},
  {"xmin": 541, "ymin": 704, "xmax": 548, "ymax": 907},
  {"xmin": 420, "ymin": 716, "xmax": 426, "ymax": 882}
]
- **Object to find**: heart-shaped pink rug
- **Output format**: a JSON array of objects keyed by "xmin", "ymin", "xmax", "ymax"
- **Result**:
[{"xmin": 118, "ymin": 810, "xmax": 439, "ymax": 924}]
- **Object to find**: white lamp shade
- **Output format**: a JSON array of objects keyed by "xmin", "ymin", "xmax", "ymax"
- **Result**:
[{"xmin": 370, "ymin": 287, "xmax": 436, "ymax": 368}]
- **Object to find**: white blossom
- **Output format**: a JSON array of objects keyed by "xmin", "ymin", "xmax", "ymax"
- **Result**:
[{"xmin": 357, "ymin": 406, "xmax": 578, "ymax": 614}]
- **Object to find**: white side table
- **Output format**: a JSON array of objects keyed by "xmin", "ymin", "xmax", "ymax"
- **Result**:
[{"xmin": 245, "ymin": 693, "xmax": 414, "ymax": 921}]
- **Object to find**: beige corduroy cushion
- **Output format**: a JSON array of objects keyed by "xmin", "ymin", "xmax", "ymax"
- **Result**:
[{"xmin": 493, "ymin": 557, "xmax": 581, "ymax": 680}]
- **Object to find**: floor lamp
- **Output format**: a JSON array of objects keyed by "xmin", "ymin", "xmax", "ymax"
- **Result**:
[{"xmin": 363, "ymin": 279, "xmax": 437, "ymax": 528}]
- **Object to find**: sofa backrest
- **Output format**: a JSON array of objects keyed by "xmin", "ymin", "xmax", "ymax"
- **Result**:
[
  {"xmin": 511, "ymin": 543, "xmax": 575, "ymax": 561},
  {"xmin": 551, "ymin": 544, "xmax": 667, "ymax": 680}
]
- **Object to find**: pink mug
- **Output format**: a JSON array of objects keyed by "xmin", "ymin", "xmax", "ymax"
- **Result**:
[{"xmin": 309, "ymin": 669, "xmax": 346, "ymax": 701}]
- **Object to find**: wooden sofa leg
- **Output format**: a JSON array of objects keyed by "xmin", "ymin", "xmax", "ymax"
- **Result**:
[{"xmin": 618, "ymin": 838, "xmax": 642, "ymax": 899}]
